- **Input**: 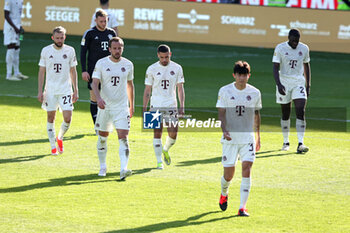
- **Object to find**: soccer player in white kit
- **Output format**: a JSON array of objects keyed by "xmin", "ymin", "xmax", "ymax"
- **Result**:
[
  {"xmin": 273, "ymin": 29, "xmax": 311, "ymax": 153},
  {"xmin": 3, "ymin": 0, "xmax": 29, "ymax": 81},
  {"xmin": 37, "ymin": 26, "xmax": 79, "ymax": 155},
  {"xmin": 143, "ymin": 44, "xmax": 185, "ymax": 169},
  {"xmin": 91, "ymin": 37, "xmax": 134, "ymax": 180},
  {"xmin": 90, "ymin": 0, "xmax": 119, "ymax": 35},
  {"xmin": 217, "ymin": 61, "xmax": 261, "ymax": 217}
]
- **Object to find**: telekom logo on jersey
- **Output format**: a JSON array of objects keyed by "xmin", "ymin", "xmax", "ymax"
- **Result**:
[
  {"xmin": 161, "ymin": 80, "xmax": 169, "ymax": 89},
  {"xmin": 54, "ymin": 63, "xmax": 62, "ymax": 73},
  {"xmin": 289, "ymin": 60, "xmax": 297, "ymax": 69},
  {"xmin": 101, "ymin": 42, "xmax": 109, "ymax": 51}
]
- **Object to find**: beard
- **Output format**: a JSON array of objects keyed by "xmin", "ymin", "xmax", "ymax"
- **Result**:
[
  {"xmin": 54, "ymin": 42, "xmax": 63, "ymax": 48},
  {"xmin": 112, "ymin": 53, "xmax": 121, "ymax": 60}
]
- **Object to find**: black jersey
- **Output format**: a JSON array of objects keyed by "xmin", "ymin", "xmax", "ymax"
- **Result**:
[{"xmin": 80, "ymin": 27, "xmax": 116, "ymax": 77}]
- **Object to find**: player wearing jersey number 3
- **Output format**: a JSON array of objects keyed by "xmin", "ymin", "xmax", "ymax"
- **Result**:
[
  {"xmin": 217, "ymin": 61, "xmax": 261, "ymax": 217},
  {"xmin": 273, "ymin": 29, "xmax": 311, "ymax": 153}
]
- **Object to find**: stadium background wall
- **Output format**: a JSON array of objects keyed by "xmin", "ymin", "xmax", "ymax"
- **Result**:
[{"xmin": 0, "ymin": 0, "xmax": 349, "ymax": 53}]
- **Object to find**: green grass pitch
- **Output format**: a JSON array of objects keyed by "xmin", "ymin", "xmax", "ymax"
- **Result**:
[{"xmin": 0, "ymin": 32, "xmax": 349, "ymax": 232}]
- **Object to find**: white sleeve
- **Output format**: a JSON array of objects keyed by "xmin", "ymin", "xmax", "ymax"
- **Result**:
[
  {"xmin": 90, "ymin": 13, "xmax": 96, "ymax": 28},
  {"xmin": 4, "ymin": 0, "xmax": 10, "ymax": 11},
  {"xmin": 216, "ymin": 88, "xmax": 226, "ymax": 108},
  {"xmin": 144, "ymin": 67, "xmax": 153, "ymax": 85},
  {"xmin": 127, "ymin": 63, "xmax": 134, "ymax": 81},
  {"xmin": 92, "ymin": 61, "xmax": 101, "ymax": 80},
  {"xmin": 176, "ymin": 65, "xmax": 185, "ymax": 84},
  {"xmin": 272, "ymin": 46, "xmax": 281, "ymax": 63},
  {"xmin": 108, "ymin": 13, "xmax": 119, "ymax": 28},
  {"xmin": 303, "ymin": 45, "xmax": 310, "ymax": 63},
  {"xmin": 38, "ymin": 49, "xmax": 46, "ymax": 67},
  {"xmin": 255, "ymin": 91, "xmax": 262, "ymax": 111},
  {"xmin": 70, "ymin": 48, "xmax": 78, "ymax": 67}
]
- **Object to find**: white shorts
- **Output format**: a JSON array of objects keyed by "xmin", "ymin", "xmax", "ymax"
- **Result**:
[
  {"xmin": 150, "ymin": 107, "xmax": 178, "ymax": 125},
  {"xmin": 95, "ymin": 108, "xmax": 130, "ymax": 132},
  {"xmin": 276, "ymin": 85, "xmax": 307, "ymax": 104},
  {"xmin": 3, "ymin": 26, "xmax": 20, "ymax": 46},
  {"xmin": 221, "ymin": 143, "xmax": 256, "ymax": 167},
  {"xmin": 42, "ymin": 93, "xmax": 74, "ymax": 112}
]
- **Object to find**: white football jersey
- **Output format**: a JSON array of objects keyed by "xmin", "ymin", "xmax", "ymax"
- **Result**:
[
  {"xmin": 3, "ymin": 0, "xmax": 22, "ymax": 29},
  {"xmin": 145, "ymin": 61, "xmax": 185, "ymax": 108},
  {"xmin": 92, "ymin": 56, "xmax": 134, "ymax": 110},
  {"xmin": 216, "ymin": 83, "xmax": 262, "ymax": 144},
  {"xmin": 39, "ymin": 44, "xmax": 78, "ymax": 95},
  {"xmin": 272, "ymin": 41, "xmax": 310, "ymax": 87},
  {"xmin": 91, "ymin": 8, "xmax": 119, "ymax": 29}
]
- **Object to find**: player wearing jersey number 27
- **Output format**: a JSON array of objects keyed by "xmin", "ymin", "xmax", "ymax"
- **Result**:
[{"xmin": 37, "ymin": 26, "xmax": 79, "ymax": 155}]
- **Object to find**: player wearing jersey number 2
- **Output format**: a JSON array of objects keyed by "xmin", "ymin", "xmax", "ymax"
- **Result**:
[{"xmin": 273, "ymin": 29, "xmax": 311, "ymax": 153}]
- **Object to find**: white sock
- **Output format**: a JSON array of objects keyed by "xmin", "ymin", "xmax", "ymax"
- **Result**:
[
  {"xmin": 97, "ymin": 135, "xmax": 107, "ymax": 169},
  {"xmin": 119, "ymin": 138, "xmax": 130, "ymax": 171},
  {"xmin": 163, "ymin": 136, "xmax": 176, "ymax": 152},
  {"xmin": 296, "ymin": 119, "xmax": 306, "ymax": 144},
  {"xmin": 58, "ymin": 121, "xmax": 70, "ymax": 140},
  {"xmin": 47, "ymin": 122, "xmax": 56, "ymax": 149},
  {"xmin": 13, "ymin": 48, "xmax": 20, "ymax": 75},
  {"xmin": 153, "ymin": 138, "xmax": 163, "ymax": 163},
  {"xmin": 6, "ymin": 49, "xmax": 15, "ymax": 77},
  {"xmin": 239, "ymin": 177, "xmax": 251, "ymax": 209},
  {"xmin": 281, "ymin": 119, "xmax": 290, "ymax": 144},
  {"xmin": 221, "ymin": 176, "xmax": 231, "ymax": 196}
]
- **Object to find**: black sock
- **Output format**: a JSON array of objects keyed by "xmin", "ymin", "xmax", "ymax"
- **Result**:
[{"xmin": 90, "ymin": 101, "xmax": 98, "ymax": 124}]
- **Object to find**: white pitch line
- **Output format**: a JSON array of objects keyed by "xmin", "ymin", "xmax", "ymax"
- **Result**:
[{"xmin": 1, "ymin": 94, "xmax": 349, "ymax": 123}]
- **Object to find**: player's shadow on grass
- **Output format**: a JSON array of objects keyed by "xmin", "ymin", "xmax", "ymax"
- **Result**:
[
  {"xmin": 0, "ymin": 154, "xmax": 49, "ymax": 164},
  {"xmin": 0, "ymin": 133, "xmax": 95, "ymax": 147},
  {"xmin": 256, "ymin": 150, "xmax": 299, "ymax": 158},
  {"xmin": 0, "ymin": 168, "xmax": 153, "ymax": 193},
  {"xmin": 103, "ymin": 211, "xmax": 238, "ymax": 233},
  {"xmin": 176, "ymin": 150, "xmax": 297, "ymax": 167},
  {"xmin": 176, "ymin": 157, "xmax": 221, "ymax": 167}
]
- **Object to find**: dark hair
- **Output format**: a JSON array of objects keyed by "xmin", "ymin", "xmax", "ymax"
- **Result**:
[
  {"xmin": 288, "ymin": 28, "xmax": 300, "ymax": 38},
  {"xmin": 157, "ymin": 44, "xmax": 170, "ymax": 53},
  {"xmin": 52, "ymin": 26, "xmax": 66, "ymax": 35},
  {"xmin": 95, "ymin": 9, "xmax": 108, "ymax": 19},
  {"xmin": 108, "ymin": 37, "xmax": 124, "ymax": 48},
  {"xmin": 100, "ymin": 0, "xmax": 109, "ymax": 4},
  {"xmin": 233, "ymin": 61, "xmax": 250, "ymax": 74}
]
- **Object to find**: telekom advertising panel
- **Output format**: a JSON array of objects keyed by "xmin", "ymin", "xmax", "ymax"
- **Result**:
[{"xmin": 0, "ymin": 0, "xmax": 349, "ymax": 53}]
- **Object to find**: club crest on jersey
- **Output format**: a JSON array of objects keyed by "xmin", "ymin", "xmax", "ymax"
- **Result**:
[
  {"xmin": 96, "ymin": 123, "xmax": 100, "ymax": 127},
  {"xmin": 170, "ymin": 71, "xmax": 175, "ymax": 76},
  {"xmin": 63, "ymin": 54, "xmax": 67, "ymax": 59},
  {"xmin": 108, "ymin": 34, "xmax": 113, "ymax": 39},
  {"xmin": 299, "ymin": 51, "xmax": 303, "ymax": 56},
  {"xmin": 246, "ymin": 95, "xmax": 251, "ymax": 101},
  {"xmin": 121, "ymin": 67, "xmax": 126, "ymax": 72}
]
